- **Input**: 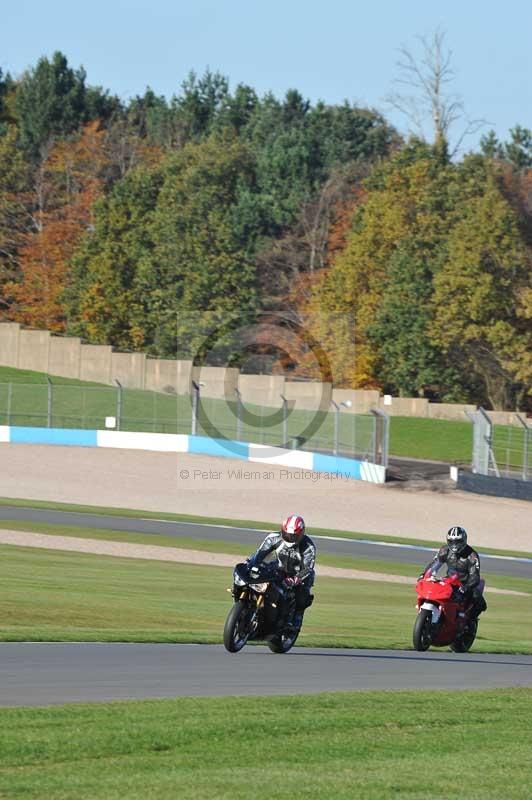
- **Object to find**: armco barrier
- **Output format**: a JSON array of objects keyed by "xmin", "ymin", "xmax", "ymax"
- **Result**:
[
  {"xmin": 0, "ymin": 426, "xmax": 386, "ymax": 484},
  {"xmin": 457, "ymin": 469, "xmax": 532, "ymax": 502}
]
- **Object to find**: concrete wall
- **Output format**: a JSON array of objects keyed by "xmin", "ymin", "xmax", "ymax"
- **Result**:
[
  {"xmin": 192, "ymin": 365, "xmax": 239, "ymax": 400},
  {"xmin": 0, "ymin": 323, "xmax": 20, "ymax": 367},
  {"xmin": 111, "ymin": 352, "xmax": 146, "ymax": 389},
  {"xmin": 177, "ymin": 360, "xmax": 193, "ymax": 394},
  {"xmin": 284, "ymin": 380, "xmax": 332, "ymax": 411},
  {"xmin": 332, "ymin": 388, "xmax": 380, "ymax": 413},
  {"xmin": 144, "ymin": 359, "xmax": 192, "ymax": 394},
  {"xmin": 378, "ymin": 396, "xmax": 429, "ymax": 417},
  {"xmin": 428, "ymin": 402, "xmax": 476, "ymax": 421},
  {"xmin": 49, "ymin": 336, "xmax": 81, "ymax": 380},
  {"xmin": 0, "ymin": 323, "xmax": 528, "ymax": 425},
  {"xmin": 80, "ymin": 344, "xmax": 112, "ymax": 384},
  {"xmin": 18, "ymin": 329, "xmax": 51, "ymax": 372},
  {"xmin": 238, "ymin": 374, "xmax": 285, "ymax": 408}
]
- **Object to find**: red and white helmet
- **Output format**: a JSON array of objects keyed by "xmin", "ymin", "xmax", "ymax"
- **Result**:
[{"xmin": 281, "ymin": 515, "xmax": 305, "ymax": 545}]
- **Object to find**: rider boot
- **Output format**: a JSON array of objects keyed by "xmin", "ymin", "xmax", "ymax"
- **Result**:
[{"xmin": 472, "ymin": 594, "xmax": 487, "ymax": 619}]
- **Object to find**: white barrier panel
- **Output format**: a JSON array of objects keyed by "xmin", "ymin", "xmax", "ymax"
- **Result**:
[
  {"xmin": 248, "ymin": 444, "xmax": 314, "ymax": 469},
  {"xmin": 0, "ymin": 426, "xmax": 10, "ymax": 443},
  {"xmin": 97, "ymin": 431, "xmax": 189, "ymax": 452},
  {"xmin": 360, "ymin": 462, "xmax": 386, "ymax": 484}
]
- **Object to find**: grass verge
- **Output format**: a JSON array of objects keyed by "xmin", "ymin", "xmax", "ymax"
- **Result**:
[
  {"xmin": 0, "ymin": 689, "xmax": 531, "ymax": 799},
  {"xmin": 1, "ymin": 519, "xmax": 531, "ymax": 595},
  {"xmin": 1, "ymin": 544, "xmax": 530, "ymax": 652},
  {"xmin": 1, "ymin": 497, "xmax": 530, "ymax": 559}
]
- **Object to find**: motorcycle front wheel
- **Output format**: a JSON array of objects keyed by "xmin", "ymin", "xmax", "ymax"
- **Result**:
[
  {"xmin": 413, "ymin": 609, "xmax": 433, "ymax": 651},
  {"xmin": 223, "ymin": 601, "xmax": 253, "ymax": 653},
  {"xmin": 268, "ymin": 628, "xmax": 300, "ymax": 654},
  {"xmin": 450, "ymin": 619, "xmax": 478, "ymax": 653}
]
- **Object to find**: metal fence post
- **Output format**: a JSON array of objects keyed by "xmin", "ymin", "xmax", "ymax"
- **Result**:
[
  {"xmin": 331, "ymin": 400, "xmax": 352, "ymax": 457},
  {"xmin": 46, "ymin": 377, "xmax": 53, "ymax": 428},
  {"xmin": 235, "ymin": 388, "xmax": 243, "ymax": 441},
  {"xmin": 7, "ymin": 382, "xmax": 12, "ymax": 426},
  {"xmin": 370, "ymin": 408, "xmax": 390, "ymax": 467},
  {"xmin": 280, "ymin": 394, "xmax": 288, "ymax": 446},
  {"xmin": 331, "ymin": 400, "xmax": 339, "ymax": 455},
  {"xmin": 115, "ymin": 379, "xmax": 122, "ymax": 431},
  {"xmin": 191, "ymin": 381, "xmax": 200, "ymax": 436},
  {"xmin": 516, "ymin": 414, "xmax": 530, "ymax": 481}
]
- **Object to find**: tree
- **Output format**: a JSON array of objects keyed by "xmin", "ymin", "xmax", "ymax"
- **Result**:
[
  {"xmin": 366, "ymin": 250, "xmax": 461, "ymax": 397},
  {"xmin": 481, "ymin": 126, "xmax": 532, "ymax": 172},
  {"xmin": 65, "ymin": 164, "xmax": 163, "ymax": 349},
  {"xmin": 304, "ymin": 144, "xmax": 456, "ymax": 387},
  {"xmin": 0, "ymin": 127, "xmax": 30, "ymax": 301},
  {"xmin": 432, "ymin": 172, "xmax": 531, "ymax": 408},
  {"xmin": 386, "ymin": 29, "xmax": 483, "ymax": 155},
  {"xmin": 149, "ymin": 134, "xmax": 259, "ymax": 357},
  {"xmin": 15, "ymin": 52, "xmax": 89, "ymax": 159},
  {"xmin": 5, "ymin": 122, "xmax": 109, "ymax": 330}
]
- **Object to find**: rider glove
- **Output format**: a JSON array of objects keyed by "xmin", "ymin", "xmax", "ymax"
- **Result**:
[{"xmin": 284, "ymin": 576, "xmax": 301, "ymax": 589}]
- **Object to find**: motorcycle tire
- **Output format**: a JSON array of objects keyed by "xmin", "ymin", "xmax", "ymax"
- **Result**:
[
  {"xmin": 413, "ymin": 609, "xmax": 433, "ymax": 651},
  {"xmin": 450, "ymin": 619, "xmax": 478, "ymax": 653},
  {"xmin": 268, "ymin": 628, "xmax": 300, "ymax": 654},
  {"xmin": 223, "ymin": 601, "xmax": 252, "ymax": 653}
]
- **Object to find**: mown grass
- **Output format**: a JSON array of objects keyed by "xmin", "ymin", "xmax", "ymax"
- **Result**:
[
  {"xmin": 1, "ymin": 519, "xmax": 531, "ymax": 595},
  {"xmin": 1, "ymin": 497, "xmax": 531, "ymax": 559},
  {"xmin": 0, "ymin": 689, "xmax": 531, "ymax": 799},
  {"xmin": 0, "ymin": 544, "xmax": 530, "ymax": 653},
  {"xmin": 389, "ymin": 415, "xmax": 473, "ymax": 461}
]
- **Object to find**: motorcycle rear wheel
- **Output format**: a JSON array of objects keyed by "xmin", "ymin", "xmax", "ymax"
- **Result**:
[
  {"xmin": 223, "ymin": 601, "xmax": 252, "ymax": 653},
  {"xmin": 450, "ymin": 619, "xmax": 478, "ymax": 653},
  {"xmin": 413, "ymin": 609, "xmax": 433, "ymax": 651},
  {"xmin": 268, "ymin": 629, "xmax": 299, "ymax": 654}
]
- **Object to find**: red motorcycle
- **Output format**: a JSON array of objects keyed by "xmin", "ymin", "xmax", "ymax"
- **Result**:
[{"xmin": 413, "ymin": 573, "xmax": 483, "ymax": 652}]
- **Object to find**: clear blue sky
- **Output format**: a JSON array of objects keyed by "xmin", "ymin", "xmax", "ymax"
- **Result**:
[{"xmin": 3, "ymin": 0, "xmax": 531, "ymax": 148}]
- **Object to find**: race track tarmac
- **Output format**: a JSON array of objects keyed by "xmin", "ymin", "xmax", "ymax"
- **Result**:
[
  {"xmin": 1, "ymin": 505, "xmax": 531, "ymax": 578},
  {"xmin": 1, "ymin": 643, "xmax": 531, "ymax": 706}
]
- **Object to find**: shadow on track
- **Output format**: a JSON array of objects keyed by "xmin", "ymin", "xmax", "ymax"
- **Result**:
[{"xmin": 244, "ymin": 648, "xmax": 532, "ymax": 667}]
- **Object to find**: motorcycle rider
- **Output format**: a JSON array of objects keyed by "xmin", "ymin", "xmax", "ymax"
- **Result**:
[
  {"xmin": 247, "ymin": 515, "xmax": 315, "ymax": 630},
  {"xmin": 421, "ymin": 526, "xmax": 487, "ymax": 619}
]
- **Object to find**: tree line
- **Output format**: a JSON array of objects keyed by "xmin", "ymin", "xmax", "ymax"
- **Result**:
[{"xmin": 0, "ymin": 50, "xmax": 530, "ymax": 409}]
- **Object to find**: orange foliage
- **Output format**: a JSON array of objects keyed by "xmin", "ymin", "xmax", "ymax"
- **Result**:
[
  {"xmin": 326, "ymin": 186, "xmax": 365, "ymax": 265},
  {"xmin": 6, "ymin": 122, "xmax": 108, "ymax": 331}
]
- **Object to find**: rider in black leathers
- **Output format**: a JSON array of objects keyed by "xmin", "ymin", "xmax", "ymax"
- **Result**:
[
  {"xmin": 422, "ymin": 526, "xmax": 487, "ymax": 619},
  {"xmin": 247, "ymin": 514, "xmax": 315, "ymax": 629}
]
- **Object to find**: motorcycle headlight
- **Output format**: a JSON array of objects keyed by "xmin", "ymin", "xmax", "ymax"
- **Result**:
[
  {"xmin": 234, "ymin": 572, "xmax": 247, "ymax": 587},
  {"xmin": 250, "ymin": 582, "xmax": 269, "ymax": 593}
]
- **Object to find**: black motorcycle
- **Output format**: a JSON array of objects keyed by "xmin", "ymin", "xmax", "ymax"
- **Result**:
[{"xmin": 223, "ymin": 561, "xmax": 305, "ymax": 654}]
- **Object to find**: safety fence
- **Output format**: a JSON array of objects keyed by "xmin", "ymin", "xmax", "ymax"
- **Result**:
[
  {"xmin": 0, "ymin": 381, "xmax": 389, "ymax": 466},
  {"xmin": 467, "ymin": 408, "xmax": 531, "ymax": 481}
]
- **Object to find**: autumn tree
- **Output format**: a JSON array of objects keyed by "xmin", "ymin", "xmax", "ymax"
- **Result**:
[
  {"xmin": 65, "ymin": 164, "xmax": 164, "ymax": 349},
  {"xmin": 303, "ymin": 142, "xmax": 456, "ymax": 387},
  {"xmin": 5, "ymin": 122, "xmax": 109, "ymax": 330},
  {"xmin": 0, "ymin": 127, "xmax": 30, "ymax": 300},
  {"xmin": 432, "ymin": 169, "xmax": 532, "ymax": 408}
]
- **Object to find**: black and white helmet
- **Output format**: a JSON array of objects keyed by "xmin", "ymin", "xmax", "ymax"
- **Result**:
[{"xmin": 447, "ymin": 526, "xmax": 467, "ymax": 554}]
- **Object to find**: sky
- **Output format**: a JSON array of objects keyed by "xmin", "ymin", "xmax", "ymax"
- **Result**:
[{"xmin": 2, "ymin": 0, "xmax": 531, "ymax": 150}]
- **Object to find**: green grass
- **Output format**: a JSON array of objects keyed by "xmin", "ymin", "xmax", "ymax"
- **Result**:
[
  {"xmin": 0, "ymin": 689, "xmax": 531, "ymax": 799},
  {"xmin": 389, "ymin": 416, "xmax": 472, "ymax": 461},
  {"xmin": 0, "ymin": 365, "xmax": 107, "ymax": 386},
  {"xmin": 2, "ymin": 496, "xmax": 531, "ymax": 559},
  {"xmin": 1, "ymin": 365, "xmax": 527, "ymax": 466},
  {"xmin": 2, "ymin": 518, "xmax": 531, "ymax": 595},
  {"xmin": 1, "ymin": 544, "xmax": 530, "ymax": 652}
]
